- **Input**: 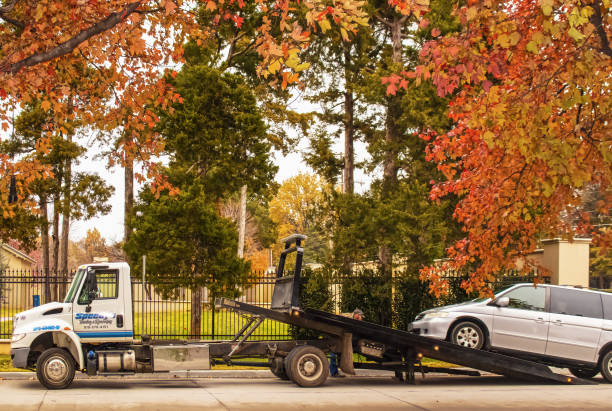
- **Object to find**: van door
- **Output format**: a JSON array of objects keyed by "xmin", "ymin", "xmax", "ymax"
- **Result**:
[
  {"xmin": 545, "ymin": 288, "xmax": 603, "ymax": 363},
  {"xmin": 72, "ymin": 268, "xmax": 132, "ymax": 342},
  {"xmin": 491, "ymin": 285, "xmax": 549, "ymax": 354}
]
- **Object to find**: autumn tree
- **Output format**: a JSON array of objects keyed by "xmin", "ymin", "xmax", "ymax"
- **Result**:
[
  {"xmin": 269, "ymin": 173, "xmax": 331, "ymax": 263},
  {"xmin": 0, "ymin": 1, "xmax": 371, "ymax": 218},
  {"xmin": 380, "ymin": 0, "xmax": 611, "ymax": 294},
  {"xmin": 1, "ymin": 101, "xmax": 113, "ymax": 301}
]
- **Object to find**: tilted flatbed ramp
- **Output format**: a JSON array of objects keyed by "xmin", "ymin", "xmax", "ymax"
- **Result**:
[{"xmin": 217, "ymin": 297, "xmax": 594, "ymax": 385}]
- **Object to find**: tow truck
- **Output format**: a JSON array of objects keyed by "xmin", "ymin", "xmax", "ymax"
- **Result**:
[{"xmin": 10, "ymin": 235, "xmax": 594, "ymax": 389}]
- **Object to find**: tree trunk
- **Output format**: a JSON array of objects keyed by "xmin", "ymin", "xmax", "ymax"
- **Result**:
[
  {"xmin": 51, "ymin": 193, "xmax": 60, "ymax": 301},
  {"xmin": 378, "ymin": 16, "xmax": 406, "ymax": 276},
  {"xmin": 237, "ymin": 185, "xmax": 247, "ymax": 258},
  {"xmin": 40, "ymin": 195, "xmax": 51, "ymax": 303},
  {"xmin": 60, "ymin": 139, "xmax": 72, "ymax": 297},
  {"xmin": 343, "ymin": 44, "xmax": 355, "ymax": 195},
  {"xmin": 191, "ymin": 287, "xmax": 202, "ymax": 337},
  {"xmin": 124, "ymin": 156, "xmax": 134, "ymax": 245}
]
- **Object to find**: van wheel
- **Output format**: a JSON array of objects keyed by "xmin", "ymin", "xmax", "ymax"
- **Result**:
[
  {"xmin": 451, "ymin": 321, "xmax": 485, "ymax": 349},
  {"xmin": 284, "ymin": 345, "xmax": 329, "ymax": 387},
  {"xmin": 36, "ymin": 348, "xmax": 75, "ymax": 389},
  {"xmin": 600, "ymin": 350, "xmax": 612, "ymax": 383},
  {"xmin": 269, "ymin": 357, "xmax": 289, "ymax": 380},
  {"xmin": 569, "ymin": 367, "xmax": 599, "ymax": 379}
]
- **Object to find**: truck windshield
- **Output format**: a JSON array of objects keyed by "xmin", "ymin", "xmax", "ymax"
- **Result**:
[{"xmin": 64, "ymin": 268, "xmax": 85, "ymax": 303}]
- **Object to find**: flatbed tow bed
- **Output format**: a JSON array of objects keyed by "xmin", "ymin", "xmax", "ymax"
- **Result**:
[{"xmin": 217, "ymin": 297, "xmax": 590, "ymax": 385}]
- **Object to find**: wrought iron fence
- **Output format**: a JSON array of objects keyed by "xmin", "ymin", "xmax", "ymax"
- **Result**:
[{"xmin": 0, "ymin": 268, "xmax": 548, "ymax": 340}]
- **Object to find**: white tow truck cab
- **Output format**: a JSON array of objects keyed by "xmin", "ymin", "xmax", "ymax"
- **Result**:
[{"xmin": 10, "ymin": 262, "xmax": 211, "ymax": 389}]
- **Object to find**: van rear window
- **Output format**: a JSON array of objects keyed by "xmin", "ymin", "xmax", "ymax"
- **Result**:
[
  {"xmin": 550, "ymin": 288, "xmax": 603, "ymax": 319},
  {"xmin": 603, "ymin": 293, "xmax": 612, "ymax": 321}
]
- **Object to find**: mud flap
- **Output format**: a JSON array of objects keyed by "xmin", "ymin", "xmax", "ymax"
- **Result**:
[{"xmin": 339, "ymin": 332, "xmax": 355, "ymax": 375}]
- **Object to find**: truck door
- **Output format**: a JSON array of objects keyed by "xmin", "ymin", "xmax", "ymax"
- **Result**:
[{"xmin": 73, "ymin": 267, "xmax": 132, "ymax": 342}]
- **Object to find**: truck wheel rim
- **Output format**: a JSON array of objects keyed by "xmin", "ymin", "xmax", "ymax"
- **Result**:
[
  {"xmin": 456, "ymin": 327, "xmax": 480, "ymax": 348},
  {"xmin": 46, "ymin": 357, "xmax": 68, "ymax": 382},
  {"xmin": 607, "ymin": 356, "xmax": 612, "ymax": 375},
  {"xmin": 298, "ymin": 354, "xmax": 322, "ymax": 381}
]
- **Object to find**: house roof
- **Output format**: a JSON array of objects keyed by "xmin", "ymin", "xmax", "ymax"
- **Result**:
[{"xmin": 1, "ymin": 243, "xmax": 36, "ymax": 264}]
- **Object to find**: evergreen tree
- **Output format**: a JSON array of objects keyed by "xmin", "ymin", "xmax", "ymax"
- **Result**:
[
  {"xmin": 127, "ymin": 62, "xmax": 277, "ymax": 335},
  {"xmin": 125, "ymin": 180, "xmax": 251, "ymax": 336}
]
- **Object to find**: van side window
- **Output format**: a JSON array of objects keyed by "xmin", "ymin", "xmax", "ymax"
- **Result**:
[
  {"xmin": 603, "ymin": 293, "xmax": 612, "ymax": 321},
  {"xmin": 550, "ymin": 288, "xmax": 603, "ymax": 319},
  {"xmin": 502, "ymin": 286, "xmax": 546, "ymax": 311}
]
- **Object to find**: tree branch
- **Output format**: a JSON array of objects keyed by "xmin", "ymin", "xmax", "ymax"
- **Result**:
[
  {"xmin": 1, "ymin": 1, "xmax": 145, "ymax": 74},
  {"xmin": 374, "ymin": 13, "xmax": 393, "ymax": 28},
  {"xmin": 0, "ymin": 0, "xmax": 20, "ymax": 14},
  {"xmin": 590, "ymin": 0, "xmax": 612, "ymax": 58},
  {"xmin": 0, "ymin": 13, "xmax": 24, "ymax": 30},
  {"xmin": 0, "ymin": 0, "xmax": 24, "ymax": 29}
]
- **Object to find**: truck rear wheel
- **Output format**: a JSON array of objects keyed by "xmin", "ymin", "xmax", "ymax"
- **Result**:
[
  {"xmin": 36, "ymin": 348, "xmax": 76, "ymax": 389},
  {"xmin": 269, "ymin": 357, "xmax": 289, "ymax": 380},
  {"xmin": 284, "ymin": 345, "xmax": 329, "ymax": 387}
]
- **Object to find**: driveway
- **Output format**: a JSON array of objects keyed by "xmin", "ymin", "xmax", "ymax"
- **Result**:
[{"xmin": 0, "ymin": 375, "xmax": 610, "ymax": 410}]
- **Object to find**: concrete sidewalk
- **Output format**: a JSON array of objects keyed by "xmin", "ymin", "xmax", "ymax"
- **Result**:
[{"xmin": 1, "ymin": 375, "xmax": 610, "ymax": 410}]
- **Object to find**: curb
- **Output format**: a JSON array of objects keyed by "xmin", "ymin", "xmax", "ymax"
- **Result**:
[{"xmin": 0, "ymin": 369, "xmax": 397, "ymax": 381}]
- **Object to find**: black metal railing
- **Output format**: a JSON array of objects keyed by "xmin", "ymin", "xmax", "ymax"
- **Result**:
[{"xmin": 0, "ymin": 268, "xmax": 547, "ymax": 340}]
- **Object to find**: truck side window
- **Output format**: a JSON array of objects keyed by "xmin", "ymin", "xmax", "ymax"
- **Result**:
[
  {"xmin": 502, "ymin": 286, "xmax": 546, "ymax": 311},
  {"xmin": 550, "ymin": 288, "xmax": 603, "ymax": 319},
  {"xmin": 77, "ymin": 270, "xmax": 119, "ymax": 304}
]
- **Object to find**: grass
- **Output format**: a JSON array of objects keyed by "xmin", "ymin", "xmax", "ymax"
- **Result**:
[
  {"xmin": 0, "ymin": 354, "xmax": 30, "ymax": 372},
  {"xmin": 133, "ymin": 309, "xmax": 290, "ymax": 340}
]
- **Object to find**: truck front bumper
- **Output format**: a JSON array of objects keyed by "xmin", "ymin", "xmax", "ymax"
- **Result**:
[{"xmin": 11, "ymin": 347, "xmax": 30, "ymax": 369}]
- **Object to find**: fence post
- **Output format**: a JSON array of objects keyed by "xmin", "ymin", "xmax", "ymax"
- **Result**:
[
  {"xmin": 211, "ymin": 294, "xmax": 215, "ymax": 340},
  {"xmin": 142, "ymin": 255, "xmax": 146, "ymax": 339}
]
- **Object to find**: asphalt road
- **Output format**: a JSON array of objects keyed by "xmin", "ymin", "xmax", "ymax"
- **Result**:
[{"xmin": 1, "ymin": 375, "xmax": 610, "ymax": 410}]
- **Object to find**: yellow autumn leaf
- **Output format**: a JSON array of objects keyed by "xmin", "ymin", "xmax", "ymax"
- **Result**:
[
  {"xmin": 41, "ymin": 100, "xmax": 51, "ymax": 111},
  {"xmin": 268, "ymin": 59, "xmax": 281, "ymax": 75},
  {"xmin": 319, "ymin": 18, "xmax": 331, "ymax": 33}
]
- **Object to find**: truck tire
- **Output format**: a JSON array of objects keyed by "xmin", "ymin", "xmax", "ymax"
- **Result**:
[
  {"xmin": 451, "ymin": 321, "xmax": 485, "ymax": 350},
  {"xmin": 269, "ymin": 357, "xmax": 289, "ymax": 380},
  {"xmin": 569, "ymin": 367, "xmax": 599, "ymax": 379},
  {"xmin": 600, "ymin": 350, "xmax": 612, "ymax": 383},
  {"xmin": 36, "ymin": 347, "xmax": 76, "ymax": 389},
  {"xmin": 284, "ymin": 345, "xmax": 329, "ymax": 387}
]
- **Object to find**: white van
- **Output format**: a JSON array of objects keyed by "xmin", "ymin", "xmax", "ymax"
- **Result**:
[{"xmin": 409, "ymin": 284, "xmax": 612, "ymax": 381}]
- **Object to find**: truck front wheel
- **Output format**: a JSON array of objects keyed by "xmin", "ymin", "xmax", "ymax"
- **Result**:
[{"xmin": 36, "ymin": 348, "xmax": 76, "ymax": 389}]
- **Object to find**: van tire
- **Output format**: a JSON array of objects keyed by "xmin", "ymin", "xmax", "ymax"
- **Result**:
[
  {"xmin": 600, "ymin": 350, "xmax": 612, "ymax": 383},
  {"xmin": 569, "ymin": 367, "xmax": 599, "ymax": 379},
  {"xmin": 36, "ymin": 347, "xmax": 75, "ymax": 389},
  {"xmin": 451, "ymin": 321, "xmax": 485, "ymax": 350}
]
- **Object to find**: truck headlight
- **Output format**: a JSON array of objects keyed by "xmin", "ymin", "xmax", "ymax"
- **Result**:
[
  {"xmin": 11, "ymin": 333, "xmax": 26, "ymax": 343},
  {"xmin": 422, "ymin": 312, "xmax": 450, "ymax": 320}
]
